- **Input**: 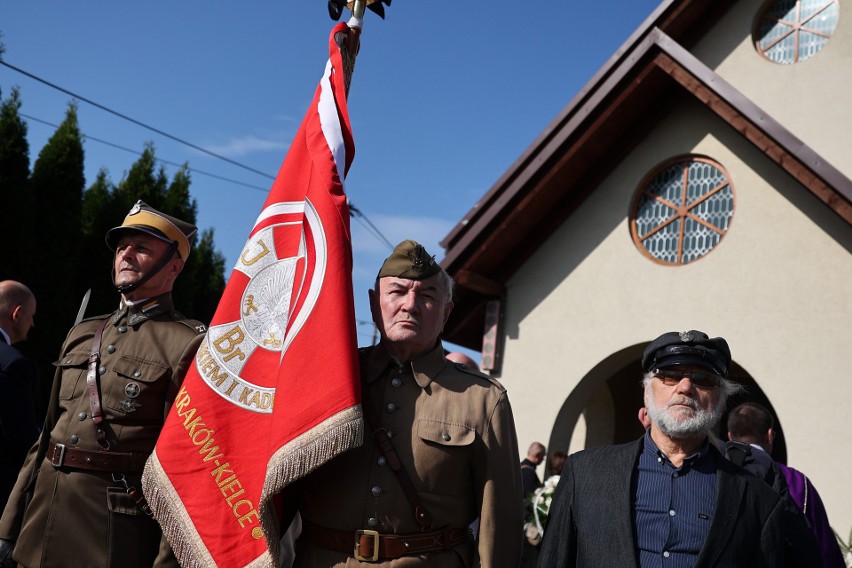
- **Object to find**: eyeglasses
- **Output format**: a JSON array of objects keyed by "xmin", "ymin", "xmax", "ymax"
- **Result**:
[{"xmin": 653, "ymin": 369, "xmax": 721, "ymax": 390}]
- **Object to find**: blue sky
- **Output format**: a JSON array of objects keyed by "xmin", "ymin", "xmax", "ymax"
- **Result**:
[{"xmin": 2, "ymin": 0, "xmax": 660, "ymax": 354}]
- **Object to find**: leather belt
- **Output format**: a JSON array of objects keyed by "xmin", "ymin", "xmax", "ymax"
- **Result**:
[
  {"xmin": 303, "ymin": 521, "xmax": 471, "ymax": 562},
  {"xmin": 47, "ymin": 441, "xmax": 147, "ymax": 473}
]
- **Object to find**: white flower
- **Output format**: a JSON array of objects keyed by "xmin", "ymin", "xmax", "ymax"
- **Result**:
[{"xmin": 523, "ymin": 474, "xmax": 561, "ymax": 543}]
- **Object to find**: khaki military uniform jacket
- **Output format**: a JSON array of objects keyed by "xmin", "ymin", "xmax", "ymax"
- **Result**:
[
  {"xmin": 0, "ymin": 294, "xmax": 205, "ymax": 568},
  {"xmin": 293, "ymin": 341, "xmax": 523, "ymax": 568}
]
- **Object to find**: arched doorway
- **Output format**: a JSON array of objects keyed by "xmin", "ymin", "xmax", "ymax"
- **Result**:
[{"xmin": 545, "ymin": 343, "xmax": 789, "ymax": 472}]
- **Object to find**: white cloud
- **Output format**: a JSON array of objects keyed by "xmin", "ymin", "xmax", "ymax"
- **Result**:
[{"xmin": 201, "ymin": 135, "xmax": 289, "ymax": 158}]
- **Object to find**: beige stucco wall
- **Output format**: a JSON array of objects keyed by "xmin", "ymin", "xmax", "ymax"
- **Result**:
[
  {"xmin": 693, "ymin": 0, "xmax": 852, "ymax": 181},
  {"xmin": 501, "ymin": 96, "xmax": 852, "ymax": 534}
]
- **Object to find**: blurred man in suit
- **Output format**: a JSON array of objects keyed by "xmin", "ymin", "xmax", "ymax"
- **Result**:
[{"xmin": 0, "ymin": 281, "xmax": 40, "ymax": 510}]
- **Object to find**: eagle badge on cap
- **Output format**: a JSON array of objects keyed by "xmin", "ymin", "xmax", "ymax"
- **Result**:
[
  {"xmin": 680, "ymin": 331, "xmax": 695, "ymax": 342},
  {"xmin": 410, "ymin": 246, "xmax": 427, "ymax": 270},
  {"xmin": 128, "ymin": 201, "xmax": 142, "ymax": 215}
]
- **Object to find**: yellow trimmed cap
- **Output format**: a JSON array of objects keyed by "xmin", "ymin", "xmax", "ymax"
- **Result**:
[
  {"xmin": 105, "ymin": 200, "xmax": 198, "ymax": 260},
  {"xmin": 377, "ymin": 240, "xmax": 442, "ymax": 280}
]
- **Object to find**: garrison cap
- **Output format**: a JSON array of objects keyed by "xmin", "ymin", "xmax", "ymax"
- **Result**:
[
  {"xmin": 377, "ymin": 240, "xmax": 442, "ymax": 280},
  {"xmin": 642, "ymin": 330, "xmax": 731, "ymax": 377},
  {"xmin": 106, "ymin": 200, "xmax": 198, "ymax": 260}
]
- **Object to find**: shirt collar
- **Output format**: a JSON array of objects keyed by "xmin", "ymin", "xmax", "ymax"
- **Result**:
[
  {"xmin": 643, "ymin": 429, "xmax": 712, "ymax": 470},
  {"xmin": 0, "ymin": 327, "xmax": 9, "ymax": 345}
]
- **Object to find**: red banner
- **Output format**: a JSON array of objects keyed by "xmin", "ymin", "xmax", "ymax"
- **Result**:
[{"xmin": 142, "ymin": 22, "xmax": 362, "ymax": 567}]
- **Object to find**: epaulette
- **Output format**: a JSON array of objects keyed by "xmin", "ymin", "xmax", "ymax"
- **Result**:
[
  {"xmin": 170, "ymin": 310, "xmax": 208, "ymax": 334},
  {"xmin": 75, "ymin": 313, "xmax": 112, "ymax": 325},
  {"xmin": 449, "ymin": 362, "xmax": 507, "ymax": 392}
]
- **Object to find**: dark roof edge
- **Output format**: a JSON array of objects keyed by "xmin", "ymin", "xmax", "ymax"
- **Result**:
[
  {"xmin": 440, "ymin": 26, "xmax": 852, "ymax": 270},
  {"xmin": 439, "ymin": 0, "xmax": 680, "ymax": 250},
  {"xmin": 654, "ymin": 30, "xmax": 852, "ymax": 214}
]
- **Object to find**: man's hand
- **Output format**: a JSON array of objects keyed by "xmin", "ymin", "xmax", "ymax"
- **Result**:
[{"xmin": 0, "ymin": 539, "xmax": 14, "ymax": 568}]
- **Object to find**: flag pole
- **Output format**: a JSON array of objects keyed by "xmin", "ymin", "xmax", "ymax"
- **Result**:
[{"xmin": 352, "ymin": 0, "xmax": 366, "ymax": 19}]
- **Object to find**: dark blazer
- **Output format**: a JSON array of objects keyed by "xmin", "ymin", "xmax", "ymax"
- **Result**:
[
  {"xmin": 538, "ymin": 437, "xmax": 819, "ymax": 567},
  {"xmin": 0, "ymin": 334, "xmax": 40, "ymax": 510}
]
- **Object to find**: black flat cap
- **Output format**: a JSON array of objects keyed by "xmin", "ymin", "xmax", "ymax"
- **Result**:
[{"xmin": 642, "ymin": 330, "xmax": 731, "ymax": 377}]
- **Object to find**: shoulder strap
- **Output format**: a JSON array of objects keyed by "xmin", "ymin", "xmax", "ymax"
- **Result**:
[
  {"xmin": 361, "ymin": 381, "xmax": 433, "ymax": 530},
  {"xmin": 85, "ymin": 319, "xmax": 110, "ymax": 449}
]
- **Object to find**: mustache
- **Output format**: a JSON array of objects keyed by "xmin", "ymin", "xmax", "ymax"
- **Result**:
[{"xmin": 666, "ymin": 396, "xmax": 698, "ymax": 410}]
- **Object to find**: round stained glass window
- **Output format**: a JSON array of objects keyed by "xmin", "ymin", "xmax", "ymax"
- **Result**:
[
  {"xmin": 630, "ymin": 157, "xmax": 735, "ymax": 266},
  {"xmin": 754, "ymin": 0, "xmax": 839, "ymax": 64}
]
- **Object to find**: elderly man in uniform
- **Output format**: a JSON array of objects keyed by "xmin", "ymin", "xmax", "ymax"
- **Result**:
[
  {"xmin": 286, "ymin": 240, "xmax": 523, "ymax": 567},
  {"xmin": 539, "ymin": 330, "xmax": 821, "ymax": 567},
  {"xmin": 0, "ymin": 201, "xmax": 206, "ymax": 568}
]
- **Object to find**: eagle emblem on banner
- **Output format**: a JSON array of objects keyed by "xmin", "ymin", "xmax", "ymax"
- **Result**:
[{"xmin": 197, "ymin": 199, "xmax": 326, "ymax": 413}]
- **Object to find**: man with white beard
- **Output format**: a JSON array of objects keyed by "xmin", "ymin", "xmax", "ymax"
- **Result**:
[{"xmin": 538, "ymin": 330, "xmax": 821, "ymax": 568}]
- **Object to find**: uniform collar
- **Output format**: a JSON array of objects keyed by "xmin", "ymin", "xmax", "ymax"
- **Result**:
[
  {"xmin": 363, "ymin": 340, "xmax": 448, "ymax": 388},
  {"xmin": 112, "ymin": 293, "xmax": 174, "ymax": 326},
  {"xmin": 0, "ymin": 327, "xmax": 9, "ymax": 345}
]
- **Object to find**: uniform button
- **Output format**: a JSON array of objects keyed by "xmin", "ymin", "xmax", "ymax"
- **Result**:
[
  {"xmin": 371, "ymin": 486, "xmax": 383, "ymax": 497},
  {"xmin": 133, "ymin": 371, "xmax": 142, "ymax": 378},
  {"xmin": 77, "ymin": 412, "xmax": 87, "ymax": 421},
  {"xmin": 386, "ymin": 431, "xmax": 393, "ymax": 439},
  {"xmin": 663, "ymin": 551, "xmax": 670, "ymax": 558},
  {"xmin": 377, "ymin": 456, "xmax": 387, "ymax": 467},
  {"xmin": 386, "ymin": 403, "xmax": 397, "ymax": 413},
  {"xmin": 442, "ymin": 433, "xmax": 451, "ymax": 441},
  {"xmin": 118, "ymin": 326, "xmax": 128, "ymax": 333},
  {"xmin": 669, "ymin": 509, "xmax": 676, "ymax": 517},
  {"xmin": 107, "ymin": 345, "xmax": 116, "ymax": 354},
  {"xmin": 99, "ymin": 366, "xmax": 107, "ymax": 375},
  {"xmin": 391, "ymin": 377, "xmax": 402, "ymax": 388},
  {"xmin": 367, "ymin": 517, "xmax": 379, "ymax": 528},
  {"xmin": 69, "ymin": 435, "xmax": 79, "ymax": 444},
  {"xmin": 673, "ymin": 472, "xmax": 679, "ymax": 478}
]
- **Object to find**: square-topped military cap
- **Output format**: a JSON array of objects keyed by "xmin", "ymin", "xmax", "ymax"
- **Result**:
[
  {"xmin": 377, "ymin": 240, "xmax": 442, "ymax": 280},
  {"xmin": 105, "ymin": 200, "xmax": 198, "ymax": 260},
  {"xmin": 641, "ymin": 330, "xmax": 731, "ymax": 377}
]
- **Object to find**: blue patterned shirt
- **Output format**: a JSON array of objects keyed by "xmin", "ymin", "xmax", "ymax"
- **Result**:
[{"xmin": 633, "ymin": 431, "xmax": 717, "ymax": 568}]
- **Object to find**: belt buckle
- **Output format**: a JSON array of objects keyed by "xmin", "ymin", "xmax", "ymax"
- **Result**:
[
  {"xmin": 50, "ymin": 443, "xmax": 66, "ymax": 468},
  {"xmin": 354, "ymin": 529, "xmax": 380, "ymax": 562}
]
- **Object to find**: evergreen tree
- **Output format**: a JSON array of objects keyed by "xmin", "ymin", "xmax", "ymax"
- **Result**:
[
  {"xmin": 0, "ymin": 89, "xmax": 227, "ymax": 412},
  {"xmin": 79, "ymin": 169, "xmax": 123, "ymax": 316},
  {"xmin": 113, "ymin": 142, "xmax": 166, "ymax": 212},
  {"xmin": 164, "ymin": 164, "xmax": 197, "ymax": 225},
  {"xmin": 27, "ymin": 102, "xmax": 86, "ymax": 412},
  {"xmin": 0, "ymin": 87, "xmax": 32, "ymax": 280},
  {"xmin": 174, "ymin": 228, "xmax": 226, "ymax": 323}
]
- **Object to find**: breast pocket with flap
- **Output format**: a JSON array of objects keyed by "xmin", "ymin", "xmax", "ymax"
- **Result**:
[{"xmin": 415, "ymin": 419, "xmax": 476, "ymax": 494}]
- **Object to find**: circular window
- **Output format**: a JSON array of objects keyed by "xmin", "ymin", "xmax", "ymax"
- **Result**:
[
  {"xmin": 754, "ymin": 0, "xmax": 839, "ymax": 64},
  {"xmin": 630, "ymin": 157, "xmax": 735, "ymax": 266}
]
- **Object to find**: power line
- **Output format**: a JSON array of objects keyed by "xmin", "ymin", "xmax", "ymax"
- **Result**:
[
  {"xmin": 21, "ymin": 112, "xmax": 270, "ymax": 193},
  {"xmin": 349, "ymin": 201, "xmax": 394, "ymax": 250},
  {"xmin": 1, "ymin": 59, "xmax": 275, "ymax": 180},
  {"xmin": 3, "ymin": 59, "xmax": 395, "ymax": 249}
]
